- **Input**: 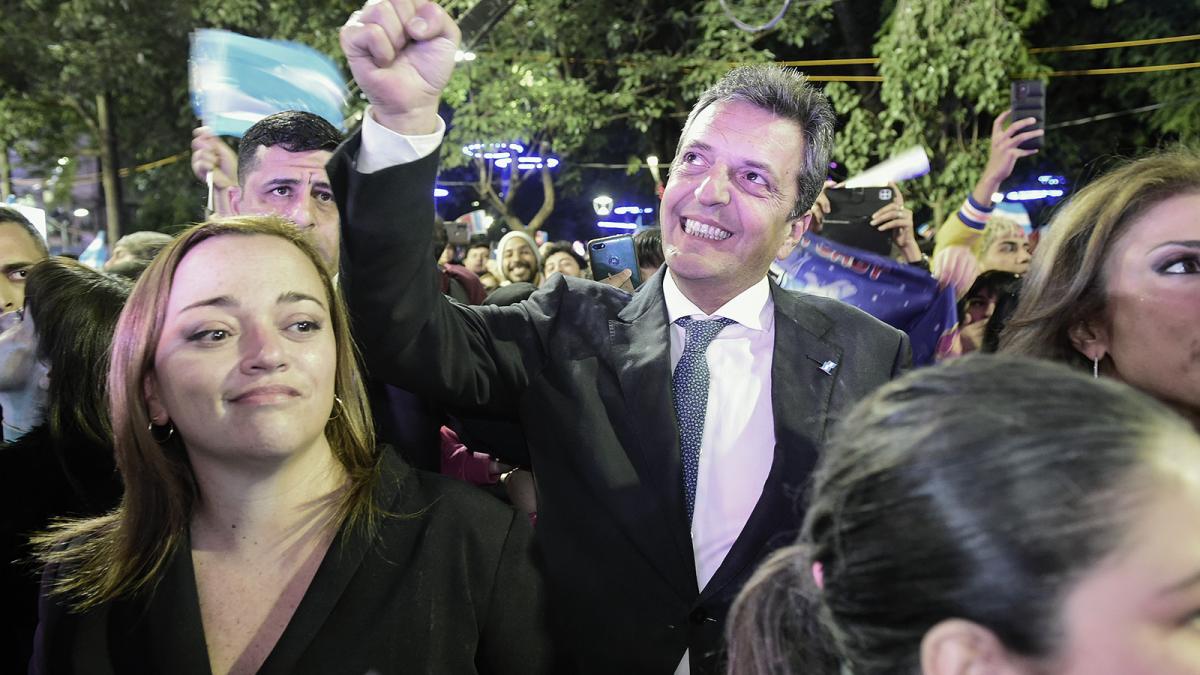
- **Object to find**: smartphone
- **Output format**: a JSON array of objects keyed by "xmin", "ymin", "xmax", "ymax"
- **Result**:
[
  {"xmin": 820, "ymin": 187, "xmax": 895, "ymax": 257},
  {"xmin": 1010, "ymin": 79, "xmax": 1046, "ymax": 151},
  {"xmin": 587, "ymin": 234, "xmax": 642, "ymax": 288},
  {"xmin": 444, "ymin": 220, "xmax": 470, "ymax": 246}
]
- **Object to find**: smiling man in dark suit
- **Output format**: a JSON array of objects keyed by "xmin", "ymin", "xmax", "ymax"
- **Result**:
[{"xmin": 331, "ymin": 1, "xmax": 910, "ymax": 672}]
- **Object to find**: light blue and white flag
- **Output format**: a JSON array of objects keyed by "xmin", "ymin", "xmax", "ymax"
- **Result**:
[{"xmin": 189, "ymin": 29, "xmax": 347, "ymax": 138}]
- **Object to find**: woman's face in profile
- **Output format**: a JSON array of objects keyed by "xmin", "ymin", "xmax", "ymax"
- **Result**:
[
  {"xmin": 145, "ymin": 234, "xmax": 337, "ymax": 463},
  {"xmin": 1049, "ymin": 432, "xmax": 1200, "ymax": 674},
  {"xmin": 1096, "ymin": 192, "xmax": 1200, "ymax": 419}
]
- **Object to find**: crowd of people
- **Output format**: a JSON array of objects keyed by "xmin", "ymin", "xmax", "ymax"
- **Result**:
[{"xmin": 1, "ymin": 0, "xmax": 1197, "ymax": 673}]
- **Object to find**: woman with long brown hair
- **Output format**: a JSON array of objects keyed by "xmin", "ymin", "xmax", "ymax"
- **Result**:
[
  {"xmin": 32, "ymin": 216, "xmax": 548, "ymax": 675},
  {"xmin": 1000, "ymin": 148, "xmax": 1200, "ymax": 428}
]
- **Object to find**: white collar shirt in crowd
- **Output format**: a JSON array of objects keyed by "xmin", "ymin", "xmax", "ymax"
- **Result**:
[{"xmin": 664, "ymin": 272, "xmax": 777, "ymax": 675}]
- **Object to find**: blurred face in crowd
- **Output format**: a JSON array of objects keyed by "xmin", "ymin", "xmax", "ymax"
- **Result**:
[
  {"xmin": 661, "ymin": 100, "xmax": 808, "ymax": 310},
  {"xmin": 230, "ymin": 147, "xmax": 340, "ymax": 271},
  {"xmin": 0, "ymin": 222, "xmax": 46, "ymax": 314},
  {"xmin": 979, "ymin": 221, "xmax": 1032, "ymax": 274},
  {"xmin": 146, "ymin": 234, "xmax": 337, "ymax": 465},
  {"xmin": 1083, "ymin": 192, "xmax": 1200, "ymax": 421},
  {"xmin": 1046, "ymin": 433, "xmax": 1200, "ymax": 675},
  {"xmin": 544, "ymin": 251, "xmax": 583, "ymax": 279},
  {"xmin": 502, "ymin": 239, "xmax": 537, "ymax": 283},
  {"xmin": 105, "ymin": 244, "xmax": 137, "ymax": 271},
  {"xmin": 0, "ymin": 307, "xmax": 46, "ymax": 393},
  {"xmin": 959, "ymin": 289, "xmax": 998, "ymax": 354},
  {"xmin": 464, "ymin": 245, "xmax": 491, "ymax": 275}
]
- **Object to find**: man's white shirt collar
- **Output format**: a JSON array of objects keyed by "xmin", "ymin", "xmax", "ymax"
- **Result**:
[{"xmin": 662, "ymin": 270, "xmax": 772, "ymax": 331}]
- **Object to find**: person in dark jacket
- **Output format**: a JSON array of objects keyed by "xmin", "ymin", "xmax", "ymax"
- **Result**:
[{"xmin": 1, "ymin": 258, "xmax": 129, "ymax": 673}]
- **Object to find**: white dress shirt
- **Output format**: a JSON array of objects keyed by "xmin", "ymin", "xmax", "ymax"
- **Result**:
[{"xmin": 664, "ymin": 272, "xmax": 777, "ymax": 675}]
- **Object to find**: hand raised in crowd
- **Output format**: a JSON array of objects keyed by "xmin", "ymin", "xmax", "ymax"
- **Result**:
[
  {"xmin": 190, "ymin": 127, "xmax": 238, "ymax": 216},
  {"xmin": 869, "ymin": 181, "xmax": 922, "ymax": 263},
  {"xmin": 931, "ymin": 244, "xmax": 980, "ymax": 299},
  {"xmin": 190, "ymin": 127, "xmax": 237, "ymax": 189},
  {"xmin": 807, "ymin": 179, "xmax": 836, "ymax": 234},
  {"xmin": 340, "ymin": 0, "xmax": 460, "ymax": 135},
  {"xmin": 976, "ymin": 110, "xmax": 1044, "ymax": 202}
]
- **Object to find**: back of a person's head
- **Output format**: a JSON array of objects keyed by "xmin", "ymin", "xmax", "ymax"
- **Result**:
[
  {"xmin": 112, "ymin": 231, "xmax": 174, "ymax": 263},
  {"xmin": 727, "ymin": 354, "xmax": 1197, "ymax": 675},
  {"xmin": 633, "ymin": 228, "xmax": 665, "ymax": 269},
  {"xmin": 237, "ymin": 111, "xmax": 344, "ymax": 184},
  {"xmin": 25, "ymin": 257, "xmax": 131, "ymax": 446},
  {"xmin": 0, "ymin": 205, "xmax": 50, "ymax": 258},
  {"xmin": 1000, "ymin": 147, "xmax": 1200, "ymax": 369}
]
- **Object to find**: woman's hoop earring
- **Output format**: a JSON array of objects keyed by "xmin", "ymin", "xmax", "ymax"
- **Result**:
[
  {"xmin": 148, "ymin": 421, "xmax": 175, "ymax": 444},
  {"xmin": 329, "ymin": 396, "xmax": 345, "ymax": 421}
]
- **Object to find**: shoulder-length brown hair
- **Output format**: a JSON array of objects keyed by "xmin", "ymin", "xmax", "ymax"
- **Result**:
[
  {"xmin": 999, "ymin": 147, "xmax": 1200, "ymax": 370},
  {"xmin": 34, "ymin": 216, "xmax": 380, "ymax": 610}
]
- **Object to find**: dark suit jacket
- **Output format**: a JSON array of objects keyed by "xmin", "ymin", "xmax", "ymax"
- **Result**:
[
  {"xmin": 331, "ymin": 136, "xmax": 910, "ymax": 674},
  {"xmin": 31, "ymin": 450, "xmax": 550, "ymax": 675}
]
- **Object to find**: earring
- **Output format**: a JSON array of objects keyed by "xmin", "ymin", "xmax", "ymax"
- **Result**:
[
  {"xmin": 148, "ymin": 421, "xmax": 175, "ymax": 444},
  {"xmin": 1092, "ymin": 354, "xmax": 1104, "ymax": 379},
  {"xmin": 328, "ymin": 396, "xmax": 345, "ymax": 421}
]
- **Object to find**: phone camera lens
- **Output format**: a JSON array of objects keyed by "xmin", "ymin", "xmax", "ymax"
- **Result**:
[{"xmin": 593, "ymin": 243, "xmax": 605, "ymax": 250}]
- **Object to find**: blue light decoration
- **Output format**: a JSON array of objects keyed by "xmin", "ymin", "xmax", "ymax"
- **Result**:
[
  {"xmin": 461, "ymin": 142, "xmax": 560, "ymax": 198},
  {"xmin": 597, "ymin": 205, "xmax": 656, "ymax": 230},
  {"xmin": 1004, "ymin": 175, "xmax": 1069, "ymax": 202},
  {"xmin": 1005, "ymin": 188, "xmax": 1065, "ymax": 201}
]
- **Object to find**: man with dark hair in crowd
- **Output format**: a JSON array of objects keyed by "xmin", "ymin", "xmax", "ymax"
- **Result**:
[
  {"xmin": 634, "ymin": 226, "xmax": 666, "ymax": 283},
  {"xmin": 0, "ymin": 207, "xmax": 48, "ymax": 315},
  {"xmin": 0, "ymin": 207, "xmax": 49, "ymax": 437},
  {"xmin": 463, "ymin": 237, "xmax": 492, "ymax": 277},
  {"xmin": 541, "ymin": 241, "xmax": 587, "ymax": 282},
  {"xmin": 191, "ymin": 111, "xmax": 342, "ymax": 269},
  {"xmin": 333, "ymin": 2, "xmax": 908, "ymax": 672}
]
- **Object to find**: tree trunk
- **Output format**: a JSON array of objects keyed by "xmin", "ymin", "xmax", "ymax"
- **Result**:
[
  {"xmin": 523, "ymin": 162, "xmax": 555, "ymax": 234},
  {"xmin": 0, "ymin": 140, "xmax": 10, "ymax": 200},
  {"xmin": 96, "ymin": 92, "xmax": 122, "ymax": 244}
]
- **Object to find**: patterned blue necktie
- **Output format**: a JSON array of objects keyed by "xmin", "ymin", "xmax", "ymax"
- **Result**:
[{"xmin": 672, "ymin": 316, "xmax": 736, "ymax": 523}]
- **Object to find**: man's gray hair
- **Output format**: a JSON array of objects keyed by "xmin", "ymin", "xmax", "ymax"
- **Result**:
[{"xmin": 677, "ymin": 65, "xmax": 835, "ymax": 220}]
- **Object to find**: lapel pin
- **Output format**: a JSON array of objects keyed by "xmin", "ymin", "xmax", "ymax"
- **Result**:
[{"xmin": 819, "ymin": 360, "xmax": 838, "ymax": 375}]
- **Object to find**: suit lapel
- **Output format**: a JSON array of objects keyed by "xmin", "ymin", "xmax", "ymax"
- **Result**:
[
  {"xmin": 607, "ymin": 269, "xmax": 698, "ymax": 599},
  {"xmin": 257, "ymin": 457, "xmax": 398, "ymax": 674},
  {"xmin": 700, "ymin": 284, "xmax": 841, "ymax": 601}
]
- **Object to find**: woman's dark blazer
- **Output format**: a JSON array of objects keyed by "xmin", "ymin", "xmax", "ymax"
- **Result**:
[{"xmin": 32, "ymin": 449, "xmax": 550, "ymax": 675}]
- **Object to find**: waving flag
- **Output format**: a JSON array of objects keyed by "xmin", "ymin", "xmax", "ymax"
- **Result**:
[
  {"xmin": 772, "ymin": 233, "xmax": 959, "ymax": 366},
  {"xmin": 189, "ymin": 29, "xmax": 347, "ymax": 138}
]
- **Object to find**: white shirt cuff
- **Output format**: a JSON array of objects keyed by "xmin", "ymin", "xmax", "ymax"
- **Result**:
[{"xmin": 357, "ymin": 107, "xmax": 446, "ymax": 174}]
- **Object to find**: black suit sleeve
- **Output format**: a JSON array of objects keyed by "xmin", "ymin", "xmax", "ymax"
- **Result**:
[
  {"xmin": 329, "ymin": 133, "xmax": 551, "ymax": 418},
  {"xmin": 476, "ymin": 511, "xmax": 551, "ymax": 675}
]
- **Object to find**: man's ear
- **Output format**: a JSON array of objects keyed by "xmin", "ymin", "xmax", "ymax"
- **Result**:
[
  {"xmin": 777, "ymin": 212, "xmax": 812, "ymax": 260},
  {"xmin": 920, "ymin": 619, "xmax": 1030, "ymax": 675},
  {"xmin": 1068, "ymin": 318, "xmax": 1110, "ymax": 362},
  {"xmin": 227, "ymin": 185, "xmax": 243, "ymax": 215},
  {"xmin": 143, "ymin": 371, "xmax": 168, "ymax": 426}
]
